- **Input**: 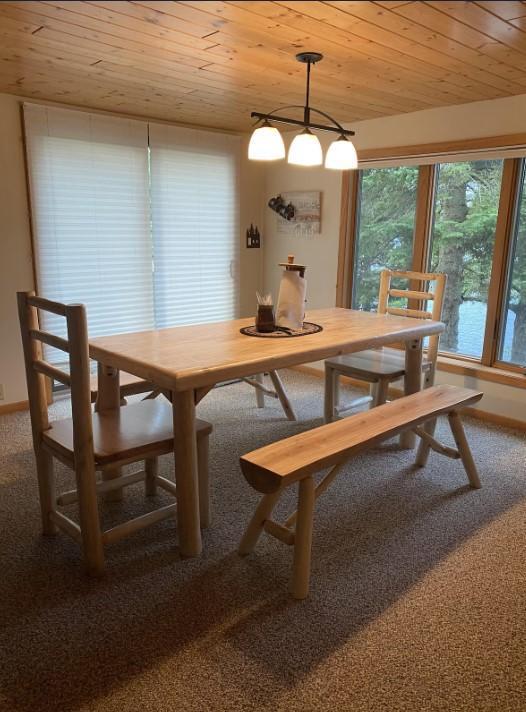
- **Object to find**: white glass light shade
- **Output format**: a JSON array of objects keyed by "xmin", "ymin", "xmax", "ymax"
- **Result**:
[
  {"xmin": 325, "ymin": 136, "xmax": 358, "ymax": 170},
  {"xmin": 287, "ymin": 129, "xmax": 323, "ymax": 166},
  {"xmin": 248, "ymin": 124, "xmax": 285, "ymax": 161}
]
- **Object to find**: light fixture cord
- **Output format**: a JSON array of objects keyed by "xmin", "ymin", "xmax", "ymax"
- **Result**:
[{"xmin": 304, "ymin": 60, "xmax": 311, "ymax": 126}]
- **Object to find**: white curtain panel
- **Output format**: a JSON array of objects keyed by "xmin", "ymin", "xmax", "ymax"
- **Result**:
[
  {"xmin": 23, "ymin": 103, "xmax": 153, "ymax": 361},
  {"xmin": 23, "ymin": 104, "xmax": 241, "ymax": 363},
  {"xmin": 148, "ymin": 122, "xmax": 240, "ymax": 328}
]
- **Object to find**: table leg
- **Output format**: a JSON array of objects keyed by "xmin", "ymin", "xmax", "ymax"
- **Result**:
[
  {"xmin": 400, "ymin": 338, "xmax": 423, "ymax": 449},
  {"xmin": 95, "ymin": 363, "xmax": 123, "ymax": 502},
  {"xmin": 173, "ymin": 389, "xmax": 202, "ymax": 557}
]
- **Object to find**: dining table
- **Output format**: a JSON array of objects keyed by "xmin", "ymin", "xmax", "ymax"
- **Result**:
[{"xmin": 88, "ymin": 307, "xmax": 445, "ymax": 558}]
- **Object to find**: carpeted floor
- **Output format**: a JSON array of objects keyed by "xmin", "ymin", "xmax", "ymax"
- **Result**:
[{"xmin": 1, "ymin": 370, "xmax": 525, "ymax": 712}]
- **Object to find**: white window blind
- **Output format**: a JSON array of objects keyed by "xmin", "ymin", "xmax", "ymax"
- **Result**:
[
  {"xmin": 149, "ymin": 123, "xmax": 240, "ymax": 327},
  {"xmin": 24, "ymin": 104, "xmax": 153, "ymax": 362},
  {"xmin": 24, "ymin": 105, "xmax": 241, "ymax": 363}
]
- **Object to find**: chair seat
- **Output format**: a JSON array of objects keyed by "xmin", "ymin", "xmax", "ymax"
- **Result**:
[
  {"xmin": 326, "ymin": 347, "xmax": 432, "ymax": 379},
  {"xmin": 43, "ymin": 399, "xmax": 212, "ymax": 467}
]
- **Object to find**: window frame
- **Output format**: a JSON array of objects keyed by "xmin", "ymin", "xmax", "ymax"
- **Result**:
[{"xmin": 338, "ymin": 137, "xmax": 526, "ymax": 375}]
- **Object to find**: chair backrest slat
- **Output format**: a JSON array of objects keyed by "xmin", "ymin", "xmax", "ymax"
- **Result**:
[
  {"xmin": 33, "ymin": 360, "xmax": 72, "ymax": 387},
  {"xmin": 17, "ymin": 292, "xmax": 94, "ymax": 463},
  {"xmin": 376, "ymin": 269, "xmax": 447, "ymax": 369},
  {"xmin": 388, "ymin": 288, "xmax": 434, "ymax": 301},
  {"xmin": 30, "ymin": 329, "xmax": 70, "ymax": 354},
  {"xmin": 386, "ymin": 306, "xmax": 433, "ymax": 319},
  {"xmin": 27, "ymin": 295, "xmax": 67, "ymax": 317}
]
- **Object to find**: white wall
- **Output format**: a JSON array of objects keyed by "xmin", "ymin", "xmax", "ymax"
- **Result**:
[
  {"xmin": 262, "ymin": 93, "xmax": 526, "ymax": 424},
  {"xmin": 262, "ymin": 134, "xmax": 341, "ymax": 310},
  {"xmin": 0, "ymin": 92, "xmax": 264, "ymax": 406},
  {"xmin": 0, "ymin": 93, "xmax": 35, "ymax": 405}
]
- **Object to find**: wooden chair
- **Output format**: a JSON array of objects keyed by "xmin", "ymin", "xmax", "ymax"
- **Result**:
[
  {"xmin": 17, "ymin": 291, "xmax": 212, "ymax": 575},
  {"xmin": 324, "ymin": 269, "xmax": 447, "ymax": 422},
  {"xmin": 240, "ymin": 384, "xmax": 483, "ymax": 599}
]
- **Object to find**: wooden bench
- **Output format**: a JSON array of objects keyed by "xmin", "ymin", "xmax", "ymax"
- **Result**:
[{"xmin": 239, "ymin": 384, "xmax": 483, "ymax": 600}]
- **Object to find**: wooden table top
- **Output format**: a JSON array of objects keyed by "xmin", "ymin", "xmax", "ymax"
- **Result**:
[{"xmin": 89, "ymin": 308, "xmax": 445, "ymax": 391}]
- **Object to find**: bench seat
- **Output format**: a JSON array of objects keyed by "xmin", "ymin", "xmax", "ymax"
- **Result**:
[{"xmin": 239, "ymin": 384, "xmax": 483, "ymax": 599}]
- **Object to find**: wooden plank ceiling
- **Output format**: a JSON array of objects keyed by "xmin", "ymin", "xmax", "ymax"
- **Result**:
[{"xmin": 1, "ymin": 1, "xmax": 526, "ymax": 132}]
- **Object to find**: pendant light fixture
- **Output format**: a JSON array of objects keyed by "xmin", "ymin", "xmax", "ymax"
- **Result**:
[{"xmin": 248, "ymin": 52, "xmax": 358, "ymax": 170}]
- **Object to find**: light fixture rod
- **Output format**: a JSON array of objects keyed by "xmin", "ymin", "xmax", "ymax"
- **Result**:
[
  {"xmin": 304, "ymin": 59, "xmax": 311, "ymax": 126},
  {"xmin": 251, "ymin": 110, "xmax": 355, "ymax": 137}
]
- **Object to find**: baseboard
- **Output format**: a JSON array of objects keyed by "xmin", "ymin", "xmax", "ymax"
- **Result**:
[
  {"xmin": 461, "ymin": 407, "xmax": 526, "ymax": 432},
  {"xmin": 291, "ymin": 365, "xmax": 526, "ymax": 432},
  {"xmin": 0, "ymin": 400, "xmax": 29, "ymax": 415}
]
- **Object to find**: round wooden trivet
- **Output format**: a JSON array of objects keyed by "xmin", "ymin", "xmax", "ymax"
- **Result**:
[{"xmin": 240, "ymin": 322, "xmax": 323, "ymax": 338}]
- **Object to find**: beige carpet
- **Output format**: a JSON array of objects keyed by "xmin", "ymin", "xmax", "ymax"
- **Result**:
[{"xmin": 1, "ymin": 370, "xmax": 525, "ymax": 712}]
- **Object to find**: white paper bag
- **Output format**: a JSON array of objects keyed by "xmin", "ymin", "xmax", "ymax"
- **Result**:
[{"xmin": 276, "ymin": 270, "xmax": 307, "ymax": 330}]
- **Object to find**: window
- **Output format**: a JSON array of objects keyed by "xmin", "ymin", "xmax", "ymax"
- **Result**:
[
  {"xmin": 24, "ymin": 105, "xmax": 240, "ymax": 363},
  {"xmin": 428, "ymin": 160, "xmax": 503, "ymax": 358},
  {"xmin": 344, "ymin": 151, "xmax": 526, "ymax": 373},
  {"xmin": 499, "ymin": 162, "xmax": 526, "ymax": 366},
  {"xmin": 352, "ymin": 167, "xmax": 418, "ymax": 310}
]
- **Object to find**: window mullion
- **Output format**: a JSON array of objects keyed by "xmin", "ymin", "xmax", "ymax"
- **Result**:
[
  {"xmin": 336, "ymin": 170, "xmax": 360, "ymax": 308},
  {"xmin": 409, "ymin": 164, "xmax": 437, "ymax": 311},
  {"xmin": 481, "ymin": 158, "xmax": 522, "ymax": 366},
  {"xmin": 412, "ymin": 164, "xmax": 437, "ymax": 274}
]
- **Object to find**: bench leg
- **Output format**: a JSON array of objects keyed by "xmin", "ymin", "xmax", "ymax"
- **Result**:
[
  {"xmin": 197, "ymin": 434, "xmax": 211, "ymax": 528},
  {"xmin": 145, "ymin": 457, "xmax": 158, "ymax": 496},
  {"xmin": 291, "ymin": 476, "xmax": 315, "ymax": 600},
  {"xmin": 269, "ymin": 370, "xmax": 296, "ymax": 421},
  {"xmin": 239, "ymin": 489, "xmax": 282, "ymax": 555},
  {"xmin": 448, "ymin": 411, "xmax": 481, "ymax": 489},
  {"xmin": 415, "ymin": 419, "xmax": 437, "ymax": 467}
]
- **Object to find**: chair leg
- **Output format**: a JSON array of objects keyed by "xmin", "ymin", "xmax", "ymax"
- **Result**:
[
  {"xmin": 101, "ymin": 465, "xmax": 123, "ymax": 502},
  {"xmin": 75, "ymin": 460, "xmax": 105, "ymax": 576},
  {"xmin": 254, "ymin": 373, "xmax": 265, "ymax": 408},
  {"xmin": 324, "ymin": 364, "xmax": 337, "ymax": 423},
  {"xmin": 291, "ymin": 476, "xmax": 316, "ymax": 600},
  {"xmin": 145, "ymin": 457, "xmax": 158, "ymax": 497},
  {"xmin": 239, "ymin": 489, "xmax": 282, "ymax": 555},
  {"xmin": 448, "ymin": 411, "xmax": 481, "ymax": 489},
  {"xmin": 35, "ymin": 449, "xmax": 57, "ymax": 536},
  {"xmin": 197, "ymin": 434, "xmax": 210, "ymax": 528},
  {"xmin": 373, "ymin": 377, "xmax": 390, "ymax": 407},
  {"xmin": 268, "ymin": 370, "xmax": 296, "ymax": 421}
]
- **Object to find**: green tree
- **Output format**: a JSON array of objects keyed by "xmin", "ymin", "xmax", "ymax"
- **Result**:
[
  {"xmin": 429, "ymin": 160, "xmax": 502, "ymax": 354},
  {"xmin": 353, "ymin": 167, "xmax": 417, "ymax": 311},
  {"xmin": 503, "ymin": 183, "xmax": 526, "ymax": 363}
]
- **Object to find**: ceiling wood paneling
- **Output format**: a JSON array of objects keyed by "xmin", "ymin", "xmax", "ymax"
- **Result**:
[{"xmin": 0, "ymin": 1, "xmax": 526, "ymax": 131}]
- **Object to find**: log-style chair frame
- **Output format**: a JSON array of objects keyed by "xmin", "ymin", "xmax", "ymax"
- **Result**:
[
  {"xmin": 324, "ymin": 269, "xmax": 447, "ymax": 422},
  {"xmin": 17, "ymin": 291, "xmax": 212, "ymax": 575},
  {"xmin": 240, "ymin": 385, "xmax": 482, "ymax": 600}
]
